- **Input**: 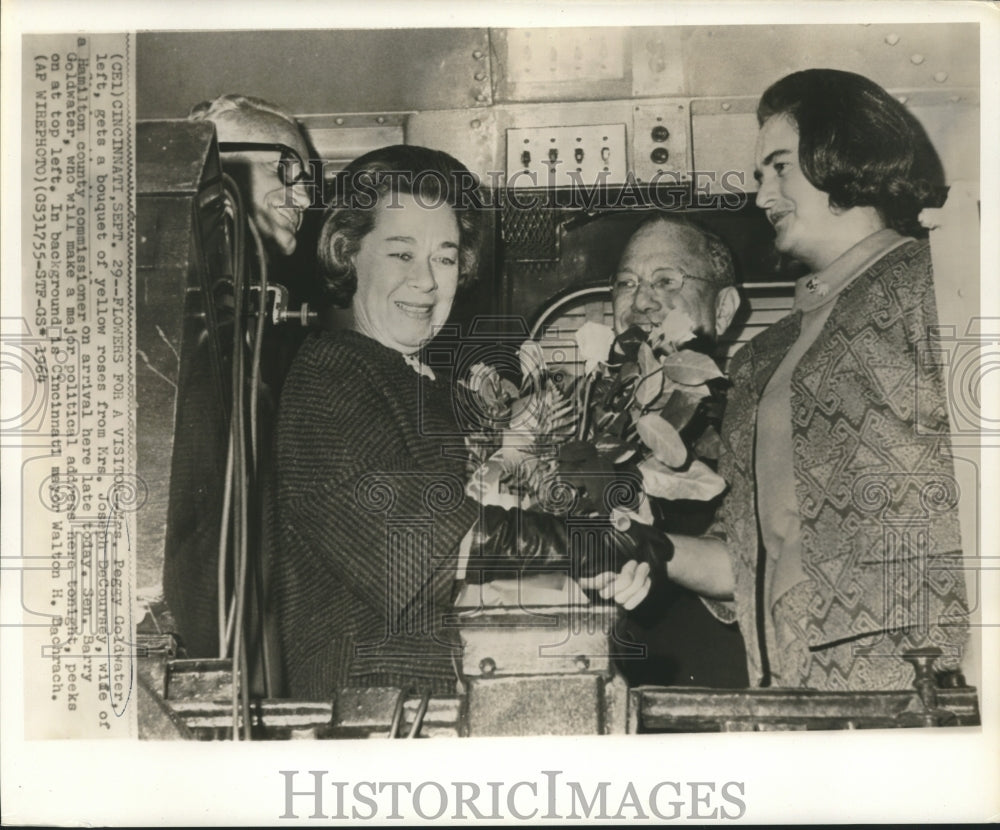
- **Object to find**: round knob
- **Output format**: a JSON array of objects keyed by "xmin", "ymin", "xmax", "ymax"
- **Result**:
[
  {"xmin": 650, "ymin": 147, "xmax": 670, "ymax": 165},
  {"xmin": 479, "ymin": 657, "xmax": 497, "ymax": 676},
  {"xmin": 574, "ymin": 655, "xmax": 591, "ymax": 672},
  {"xmin": 650, "ymin": 124, "xmax": 670, "ymax": 142}
]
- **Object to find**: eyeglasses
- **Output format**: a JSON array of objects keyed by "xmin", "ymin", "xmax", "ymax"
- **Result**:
[
  {"xmin": 217, "ymin": 141, "xmax": 309, "ymax": 187},
  {"xmin": 612, "ymin": 268, "xmax": 713, "ymax": 296}
]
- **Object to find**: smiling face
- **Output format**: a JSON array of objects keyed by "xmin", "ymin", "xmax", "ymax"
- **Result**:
[
  {"xmin": 351, "ymin": 193, "xmax": 460, "ymax": 354},
  {"xmin": 753, "ymin": 114, "xmax": 845, "ymax": 271},
  {"xmin": 216, "ymin": 112, "xmax": 311, "ymax": 256},
  {"xmin": 612, "ymin": 221, "xmax": 724, "ymax": 338}
]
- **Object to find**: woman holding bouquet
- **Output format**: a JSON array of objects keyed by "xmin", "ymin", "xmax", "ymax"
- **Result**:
[
  {"xmin": 273, "ymin": 145, "xmax": 669, "ymax": 699},
  {"xmin": 607, "ymin": 69, "xmax": 970, "ymax": 692}
]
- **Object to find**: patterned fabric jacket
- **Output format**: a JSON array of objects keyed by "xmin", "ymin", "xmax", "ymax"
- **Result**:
[
  {"xmin": 275, "ymin": 329, "xmax": 479, "ymax": 699},
  {"xmin": 711, "ymin": 239, "xmax": 969, "ymax": 685}
]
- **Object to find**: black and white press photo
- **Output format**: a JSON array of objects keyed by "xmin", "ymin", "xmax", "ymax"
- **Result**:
[{"xmin": 2, "ymin": 1, "xmax": 997, "ymax": 825}]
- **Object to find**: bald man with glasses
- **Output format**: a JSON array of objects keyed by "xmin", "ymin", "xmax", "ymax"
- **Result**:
[
  {"xmin": 606, "ymin": 214, "xmax": 750, "ymax": 690},
  {"xmin": 190, "ymin": 94, "xmax": 313, "ymax": 258},
  {"xmin": 163, "ymin": 95, "xmax": 315, "ymax": 677}
]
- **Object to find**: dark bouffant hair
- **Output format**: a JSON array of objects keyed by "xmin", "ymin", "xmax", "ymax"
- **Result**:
[
  {"xmin": 757, "ymin": 68, "xmax": 945, "ymax": 236},
  {"xmin": 318, "ymin": 145, "xmax": 483, "ymax": 307}
]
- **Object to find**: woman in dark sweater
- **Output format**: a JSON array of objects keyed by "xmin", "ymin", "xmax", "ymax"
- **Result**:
[{"xmin": 274, "ymin": 146, "xmax": 670, "ymax": 699}]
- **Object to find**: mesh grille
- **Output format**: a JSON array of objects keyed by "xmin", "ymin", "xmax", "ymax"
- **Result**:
[{"xmin": 501, "ymin": 200, "xmax": 560, "ymax": 262}]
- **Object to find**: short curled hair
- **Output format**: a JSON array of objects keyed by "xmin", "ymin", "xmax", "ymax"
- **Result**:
[
  {"xmin": 757, "ymin": 69, "xmax": 945, "ymax": 236},
  {"xmin": 625, "ymin": 214, "xmax": 736, "ymax": 289},
  {"xmin": 318, "ymin": 145, "xmax": 483, "ymax": 308}
]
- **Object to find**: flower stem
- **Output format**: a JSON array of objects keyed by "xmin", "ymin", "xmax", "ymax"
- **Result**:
[
  {"xmin": 577, "ymin": 371, "xmax": 596, "ymax": 440},
  {"xmin": 625, "ymin": 367, "xmax": 667, "ymax": 415}
]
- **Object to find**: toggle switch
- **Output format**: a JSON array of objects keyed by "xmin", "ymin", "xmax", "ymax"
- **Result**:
[{"xmin": 505, "ymin": 123, "xmax": 627, "ymax": 186}]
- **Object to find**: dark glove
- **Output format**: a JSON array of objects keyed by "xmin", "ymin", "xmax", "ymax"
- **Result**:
[{"xmin": 465, "ymin": 505, "xmax": 673, "ymax": 585}]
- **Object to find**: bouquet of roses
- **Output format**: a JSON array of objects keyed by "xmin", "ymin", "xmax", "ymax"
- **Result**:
[{"xmin": 460, "ymin": 308, "xmax": 728, "ymax": 526}]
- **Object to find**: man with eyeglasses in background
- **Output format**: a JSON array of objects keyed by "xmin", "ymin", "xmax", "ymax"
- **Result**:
[
  {"xmin": 189, "ymin": 94, "xmax": 313, "ymax": 259},
  {"xmin": 189, "ymin": 94, "xmax": 320, "ymax": 395},
  {"xmin": 605, "ymin": 214, "xmax": 750, "ymax": 690},
  {"xmin": 611, "ymin": 214, "xmax": 740, "ymax": 348},
  {"xmin": 161, "ymin": 95, "xmax": 315, "ymax": 677}
]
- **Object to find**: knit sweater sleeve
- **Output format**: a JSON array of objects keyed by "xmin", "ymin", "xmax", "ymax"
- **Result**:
[{"xmin": 276, "ymin": 335, "xmax": 478, "ymax": 628}]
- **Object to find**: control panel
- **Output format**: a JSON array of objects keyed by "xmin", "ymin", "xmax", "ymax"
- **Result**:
[
  {"xmin": 505, "ymin": 123, "xmax": 628, "ymax": 188},
  {"xmin": 631, "ymin": 101, "xmax": 690, "ymax": 184}
]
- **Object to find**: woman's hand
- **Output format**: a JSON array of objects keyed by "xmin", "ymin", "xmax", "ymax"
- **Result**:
[{"xmin": 578, "ymin": 560, "xmax": 652, "ymax": 610}]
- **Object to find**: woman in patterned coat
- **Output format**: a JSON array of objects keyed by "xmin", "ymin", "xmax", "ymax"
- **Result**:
[{"xmin": 614, "ymin": 69, "xmax": 970, "ymax": 691}]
